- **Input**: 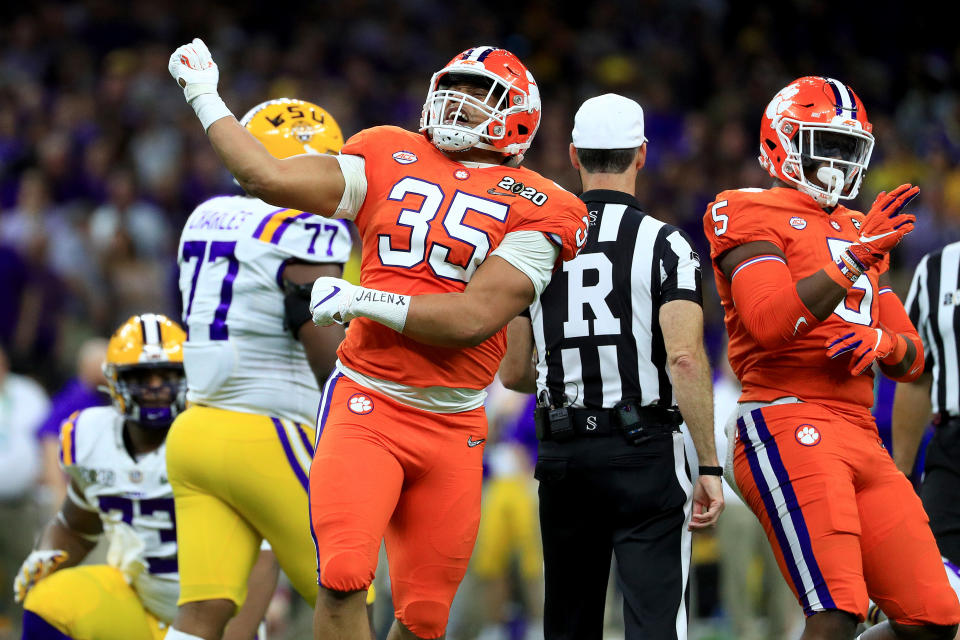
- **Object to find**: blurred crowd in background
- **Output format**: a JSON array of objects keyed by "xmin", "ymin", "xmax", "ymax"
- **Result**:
[{"xmin": 1, "ymin": 1, "xmax": 958, "ymax": 638}]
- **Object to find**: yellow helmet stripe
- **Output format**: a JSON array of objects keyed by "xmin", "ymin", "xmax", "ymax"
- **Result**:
[
  {"xmin": 59, "ymin": 410, "xmax": 80, "ymax": 466},
  {"xmin": 255, "ymin": 209, "xmax": 303, "ymax": 243}
]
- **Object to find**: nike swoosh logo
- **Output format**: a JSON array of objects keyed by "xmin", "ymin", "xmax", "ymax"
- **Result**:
[
  {"xmin": 793, "ymin": 316, "xmax": 808, "ymax": 334},
  {"xmin": 312, "ymin": 286, "xmax": 341, "ymax": 311},
  {"xmin": 467, "ymin": 437, "xmax": 486, "ymax": 448},
  {"xmin": 487, "ymin": 188, "xmax": 516, "ymax": 197},
  {"xmin": 859, "ymin": 231, "xmax": 896, "ymax": 243}
]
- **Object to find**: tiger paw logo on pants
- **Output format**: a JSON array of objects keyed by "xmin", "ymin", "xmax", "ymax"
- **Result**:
[
  {"xmin": 348, "ymin": 393, "xmax": 374, "ymax": 415},
  {"xmin": 795, "ymin": 424, "xmax": 821, "ymax": 446}
]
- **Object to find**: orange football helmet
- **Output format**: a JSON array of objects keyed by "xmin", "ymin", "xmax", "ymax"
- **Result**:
[
  {"xmin": 759, "ymin": 76, "xmax": 874, "ymax": 207},
  {"xmin": 420, "ymin": 46, "xmax": 541, "ymax": 161},
  {"xmin": 240, "ymin": 98, "xmax": 344, "ymax": 158}
]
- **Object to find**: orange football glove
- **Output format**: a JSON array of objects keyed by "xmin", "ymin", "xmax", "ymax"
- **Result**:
[
  {"xmin": 825, "ymin": 326, "xmax": 897, "ymax": 375},
  {"xmin": 845, "ymin": 184, "xmax": 919, "ymax": 271}
]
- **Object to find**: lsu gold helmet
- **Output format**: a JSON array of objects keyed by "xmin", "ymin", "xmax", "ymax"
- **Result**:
[
  {"xmin": 103, "ymin": 314, "xmax": 186, "ymax": 430},
  {"xmin": 240, "ymin": 98, "xmax": 344, "ymax": 158}
]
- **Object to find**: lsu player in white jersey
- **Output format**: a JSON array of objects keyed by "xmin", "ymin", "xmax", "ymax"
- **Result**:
[
  {"xmin": 13, "ymin": 314, "xmax": 273, "ymax": 640},
  {"xmin": 164, "ymin": 99, "xmax": 356, "ymax": 640}
]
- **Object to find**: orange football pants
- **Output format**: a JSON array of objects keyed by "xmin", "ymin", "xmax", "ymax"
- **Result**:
[
  {"xmin": 734, "ymin": 401, "xmax": 960, "ymax": 625},
  {"xmin": 309, "ymin": 373, "xmax": 487, "ymax": 639}
]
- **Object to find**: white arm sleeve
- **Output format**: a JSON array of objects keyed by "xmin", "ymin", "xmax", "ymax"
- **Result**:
[
  {"xmin": 333, "ymin": 154, "xmax": 368, "ymax": 220},
  {"xmin": 490, "ymin": 230, "xmax": 560, "ymax": 300}
]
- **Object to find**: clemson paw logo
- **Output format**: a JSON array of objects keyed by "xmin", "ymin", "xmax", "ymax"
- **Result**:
[
  {"xmin": 348, "ymin": 394, "xmax": 374, "ymax": 415},
  {"xmin": 795, "ymin": 424, "xmax": 821, "ymax": 446}
]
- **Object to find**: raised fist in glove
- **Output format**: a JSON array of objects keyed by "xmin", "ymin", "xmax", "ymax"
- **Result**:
[
  {"xmin": 846, "ymin": 184, "xmax": 919, "ymax": 271},
  {"xmin": 13, "ymin": 549, "xmax": 68, "ymax": 603},
  {"xmin": 168, "ymin": 38, "xmax": 219, "ymax": 102},
  {"xmin": 311, "ymin": 277, "xmax": 357, "ymax": 327},
  {"xmin": 825, "ymin": 326, "xmax": 897, "ymax": 376},
  {"xmin": 168, "ymin": 38, "xmax": 232, "ymax": 131}
]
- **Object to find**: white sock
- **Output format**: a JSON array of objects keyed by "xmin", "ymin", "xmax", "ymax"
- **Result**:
[{"xmin": 164, "ymin": 629, "xmax": 206, "ymax": 640}]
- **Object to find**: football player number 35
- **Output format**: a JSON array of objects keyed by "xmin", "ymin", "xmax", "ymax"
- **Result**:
[{"xmin": 378, "ymin": 177, "xmax": 509, "ymax": 282}]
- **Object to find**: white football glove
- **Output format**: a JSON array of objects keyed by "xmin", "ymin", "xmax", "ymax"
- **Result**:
[
  {"xmin": 13, "ymin": 549, "xmax": 68, "ymax": 603},
  {"xmin": 168, "ymin": 38, "xmax": 233, "ymax": 131},
  {"xmin": 311, "ymin": 277, "xmax": 356, "ymax": 327},
  {"xmin": 168, "ymin": 37, "xmax": 219, "ymax": 102}
]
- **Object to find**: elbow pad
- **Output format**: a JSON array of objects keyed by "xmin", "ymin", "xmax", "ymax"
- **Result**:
[
  {"xmin": 730, "ymin": 255, "xmax": 817, "ymax": 349},
  {"xmin": 283, "ymin": 280, "xmax": 313, "ymax": 340}
]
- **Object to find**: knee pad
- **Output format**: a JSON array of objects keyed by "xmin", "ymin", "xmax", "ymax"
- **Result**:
[
  {"xmin": 399, "ymin": 600, "xmax": 450, "ymax": 639},
  {"xmin": 319, "ymin": 551, "xmax": 374, "ymax": 593}
]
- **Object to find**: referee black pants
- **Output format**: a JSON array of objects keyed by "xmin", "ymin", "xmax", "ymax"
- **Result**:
[
  {"xmin": 922, "ymin": 419, "xmax": 960, "ymax": 565},
  {"xmin": 535, "ymin": 431, "xmax": 692, "ymax": 640}
]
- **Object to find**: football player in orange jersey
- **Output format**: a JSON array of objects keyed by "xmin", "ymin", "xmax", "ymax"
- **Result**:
[
  {"xmin": 168, "ymin": 40, "xmax": 588, "ymax": 640},
  {"xmin": 702, "ymin": 75, "xmax": 960, "ymax": 640}
]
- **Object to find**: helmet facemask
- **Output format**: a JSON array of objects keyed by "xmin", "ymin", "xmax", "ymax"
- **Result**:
[
  {"xmin": 778, "ymin": 120, "xmax": 874, "ymax": 207},
  {"xmin": 111, "ymin": 364, "xmax": 186, "ymax": 430},
  {"xmin": 421, "ymin": 69, "xmax": 530, "ymax": 154}
]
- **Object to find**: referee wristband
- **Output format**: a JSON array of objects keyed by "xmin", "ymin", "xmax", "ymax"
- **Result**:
[{"xmin": 698, "ymin": 465, "xmax": 723, "ymax": 476}]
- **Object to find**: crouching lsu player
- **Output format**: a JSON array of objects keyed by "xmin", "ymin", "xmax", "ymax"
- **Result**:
[
  {"xmin": 163, "ymin": 99, "xmax": 368, "ymax": 640},
  {"xmin": 14, "ymin": 314, "xmax": 274, "ymax": 640}
]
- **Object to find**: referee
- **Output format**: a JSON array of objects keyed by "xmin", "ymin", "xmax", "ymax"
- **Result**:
[
  {"xmin": 893, "ymin": 242, "xmax": 960, "ymax": 567},
  {"xmin": 499, "ymin": 93, "xmax": 723, "ymax": 640}
]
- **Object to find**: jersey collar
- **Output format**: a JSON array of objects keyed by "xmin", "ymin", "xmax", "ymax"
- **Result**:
[{"xmin": 579, "ymin": 189, "xmax": 643, "ymax": 210}]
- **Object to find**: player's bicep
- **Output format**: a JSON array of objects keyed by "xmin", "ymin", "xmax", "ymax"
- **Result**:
[
  {"xmin": 465, "ymin": 255, "xmax": 537, "ymax": 328},
  {"xmin": 716, "ymin": 240, "xmax": 786, "ymax": 280},
  {"xmin": 262, "ymin": 154, "xmax": 346, "ymax": 217}
]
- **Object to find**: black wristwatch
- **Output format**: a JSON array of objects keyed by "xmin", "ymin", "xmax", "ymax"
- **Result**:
[{"xmin": 698, "ymin": 465, "xmax": 723, "ymax": 476}]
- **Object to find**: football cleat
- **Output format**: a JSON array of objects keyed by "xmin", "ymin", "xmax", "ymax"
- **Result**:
[
  {"xmin": 759, "ymin": 76, "xmax": 874, "ymax": 207},
  {"xmin": 240, "ymin": 98, "xmax": 344, "ymax": 158},
  {"xmin": 420, "ymin": 46, "xmax": 541, "ymax": 162},
  {"xmin": 103, "ymin": 314, "xmax": 186, "ymax": 430}
]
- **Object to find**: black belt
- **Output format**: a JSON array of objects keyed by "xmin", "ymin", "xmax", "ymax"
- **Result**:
[{"xmin": 535, "ymin": 402, "xmax": 682, "ymax": 444}]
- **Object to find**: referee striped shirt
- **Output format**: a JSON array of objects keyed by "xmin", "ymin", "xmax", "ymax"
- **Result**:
[
  {"xmin": 906, "ymin": 241, "xmax": 960, "ymax": 416},
  {"xmin": 530, "ymin": 189, "xmax": 702, "ymax": 409}
]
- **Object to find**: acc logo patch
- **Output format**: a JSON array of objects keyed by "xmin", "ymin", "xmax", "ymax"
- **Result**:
[
  {"xmin": 795, "ymin": 424, "xmax": 821, "ymax": 446},
  {"xmin": 348, "ymin": 393, "xmax": 374, "ymax": 415},
  {"xmin": 789, "ymin": 216, "xmax": 807, "ymax": 230},
  {"xmin": 830, "ymin": 220, "xmax": 841, "ymax": 231},
  {"xmin": 392, "ymin": 151, "xmax": 418, "ymax": 165},
  {"xmin": 454, "ymin": 169, "xmax": 470, "ymax": 180}
]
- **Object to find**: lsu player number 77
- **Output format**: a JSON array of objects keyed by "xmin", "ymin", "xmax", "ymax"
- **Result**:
[
  {"xmin": 163, "ymin": 95, "xmax": 365, "ymax": 640},
  {"xmin": 14, "ymin": 314, "xmax": 274, "ymax": 640}
]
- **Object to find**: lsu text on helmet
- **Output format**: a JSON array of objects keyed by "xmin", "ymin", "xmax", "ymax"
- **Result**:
[
  {"xmin": 759, "ymin": 76, "xmax": 874, "ymax": 207},
  {"xmin": 103, "ymin": 314, "xmax": 186, "ymax": 430},
  {"xmin": 240, "ymin": 98, "xmax": 344, "ymax": 158},
  {"xmin": 420, "ymin": 46, "xmax": 541, "ymax": 162}
]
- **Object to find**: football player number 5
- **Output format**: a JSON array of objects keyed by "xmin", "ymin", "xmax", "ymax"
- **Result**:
[
  {"xmin": 711, "ymin": 200, "xmax": 729, "ymax": 236},
  {"xmin": 378, "ymin": 177, "xmax": 509, "ymax": 282},
  {"xmin": 826, "ymin": 238, "xmax": 873, "ymax": 325}
]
